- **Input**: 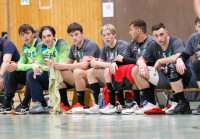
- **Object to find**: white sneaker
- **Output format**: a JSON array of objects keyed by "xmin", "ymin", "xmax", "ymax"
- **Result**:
[
  {"xmin": 100, "ymin": 102, "xmax": 126, "ymax": 115},
  {"xmin": 165, "ymin": 102, "xmax": 178, "ymax": 114},
  {"xmin": 135, "ymin": 102, "xmax": 159, "ymax": 115},
  {"xmin": 83, "ymin": 104, "xmax": 99, "ymax": 114},
  {"xmin": 121, "ymin": 101, "xmax": 140, "ymax": 115},
  {"xmin": 98, "ymin": 103, "xmax": 115, "ymax": 114}
]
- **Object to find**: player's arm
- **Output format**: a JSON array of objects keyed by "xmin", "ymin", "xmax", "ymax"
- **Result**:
[{"xmin": 194, "ymin": 0, "xmax": 200, "ymax": 18}]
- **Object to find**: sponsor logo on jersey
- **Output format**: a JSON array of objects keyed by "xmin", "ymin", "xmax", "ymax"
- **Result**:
[
  {"xmin": 32, "ymin": 51, "xmax": 36, "ymax": 58},
  {"xmin": 141, "ymin": 48, "xmax": 146, "ymax": 55},
  {"xmin": 44, "ymin": 54, "xmax": 49, "ymax": 59},
  {"xmin": 25, "ymin": 53, "xmax": 30, "ymax": 57},
  {"xmin": 167, "ymin": 52, "xmax": 171, "ymax": 57}
]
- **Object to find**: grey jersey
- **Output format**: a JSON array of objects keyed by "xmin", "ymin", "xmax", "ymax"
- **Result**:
[
  {"xmin": 100, "ymin": 40, "xmax": 128, "ymax": 62},
  {"xmin": 143, "ymin": 36, "xmax": 192, "ymax": 73},
  {"xmin": 68, "ymin": 38, "xmax": 101, "ymax": 62},
  {"xmin": 184, "ymin": 32, "xmax": 200, "ymax": 60},
  {"xmin": 122, "ymin": 35, "xmax": 155, "ymax": 59}
]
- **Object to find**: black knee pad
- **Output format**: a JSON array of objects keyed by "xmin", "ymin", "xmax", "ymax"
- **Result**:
[
  {"xmin": 167, "ymin": 62, "xmax": 180, "ymax": 82},
  {"xmin": 193, "ymin": 60, "xmax": 200, "ymax": 81}
]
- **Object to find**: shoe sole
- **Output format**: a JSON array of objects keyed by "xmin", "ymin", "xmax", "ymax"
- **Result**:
[
  {"xmin": 11, "ymin": 110, "xmax": 28, "ymax": 115},
  {"xmin": 168, "ymin": 111, "xmax": 191, "ymax": 115},
  {"xmin": 121, "ymin": 112, "xmax": 135, "ymax": 115},
  {"xmin": 192, "ymin": 111, "xmax": 200, "ymax": 115},
  {"xmin": 29, "ymin": 111, "xmax": 49, "ymax": 114},
  {"xmin": 0, "ymin": 111, "xmax": 12, "ymax": 114}
]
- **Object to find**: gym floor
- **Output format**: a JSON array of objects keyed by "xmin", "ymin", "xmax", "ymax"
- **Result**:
[{"xmin": 0, "ymin": 114, "xmax": 200, "ymax": 139}]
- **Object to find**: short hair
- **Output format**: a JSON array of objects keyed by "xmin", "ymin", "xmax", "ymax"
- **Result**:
[
  {"xmin": 99, "ymin": 24, "xmax": 116, "ymax": 36},
  {"xmin": 18, "ymin": 24, "xmax": 35, "ymax": 36},
  {"xmin": 67, "ymin": 22, "xmax": 83, "ymax": 34},
  {"xmin": 151, "ymin": 22, "xmax": 166, "ymax": 32},
  {"xmin": 129, "ymin": 18, "xmax": 147, "ymax": 33},
  {"xmin": 195, "ymin": 17, "xmax": 200, "ymax": 25},
  {"xmin": 38, "ymin": 25, "xmax": 56, "ymax": 40}
]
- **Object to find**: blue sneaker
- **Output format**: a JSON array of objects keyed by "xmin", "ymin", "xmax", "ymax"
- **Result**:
[{"xmin": 29, "ymin": 103, "xmax": 47, "ymax": 114}]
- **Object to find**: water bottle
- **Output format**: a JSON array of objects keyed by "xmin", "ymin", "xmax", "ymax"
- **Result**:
[{"xmin": 98, "ymin": 90, "xmax": 105, "ymax": 109}]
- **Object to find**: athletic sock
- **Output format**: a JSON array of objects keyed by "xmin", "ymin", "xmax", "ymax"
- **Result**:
[
  {"xmin": 40, "ymin": 100, "xmax": 47, "ymax": 107},
  {"xmin": 89, "ymin": 83, "xmax": 100, "ymax": 104},
  {"xmin": 115, "ymin": 90, "xmax": 125, "ymax": 106},
  {"xmin": 150, "ymin": 83, "xmax": 155, "ymax": 98},
  {"xmin": 106, "ymin": 83, "xmax": 116, "ymax": 106},
  {"xmin": 77, "ymin": 91, "xmax": 85, "ymax": 106},
  {"xmin": 175, "ymin": 91, "xmax": 187, "ymax": 103},
  {"xmin": 59, "ymin": 88, "xmax": 70, "ymax": 107},
  {"xmin": 133, "ymin": 90, "xmax": 140, "ymax": 106},
  {"xmin": 21, "ymin": 97, "xmax": 30, "ymax": 108},
  {"xmin": 172, "ymin": 91, "xmax": 179, "ymax": 103},
  {"xmin": 141, "ymin": 87, "xmax": 156, "ymax": 105}
]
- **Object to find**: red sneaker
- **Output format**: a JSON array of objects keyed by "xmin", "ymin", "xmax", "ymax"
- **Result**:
[
  {"xmin": 67, "ymin": 103, "xmax": 84, "ymax": 114},
  {"xmin": 49, "ymin": 103, "xmax": 71, "ymax": 113},
  {"xmin": 144, "ymin": 108, "xmax": 165, "ymax": 115}
]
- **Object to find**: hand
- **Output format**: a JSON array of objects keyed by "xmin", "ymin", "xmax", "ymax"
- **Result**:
[
  {"xmin": 110, "ymin": 62, "xmax": 118, "ymax": 74},
  {"xmin": 33, "ymin": 65, "xmax": 43, "ymax": 79},
  {"xmin": 53, "ymin": 63, "xmax": 67, "ymax": 70},
  {"xmin": 87, "ymin": 56, "xmax": 97, "ymax": 62},
  {"xmin": 153, "ymin": 60, "xmax": 162, "ymax": 76},
  {"xmin": 0, "ymin": 77, "xmax": 4, "ymax": 91},
  {"xmin": 90, "ymin": 58, "xmax": 99, "ymax": 68},
  {"xmin": 176, "ymin": 58, "xmax": 186, "ymax": 75},
  {"xmin": 43, "ymin": 57, "xmax": 56, "ymax": 69},
  {"xmin": 8, "ymin": 61, "xmax": 18, "ymax": 72},
  {"xmin": 139, "ymin": 61, "xmax": 150, "ymax": 77},
  {"xmin": 113, "ymin": 55, "xmax": 123, "ymax": 62},
  {"xmin": 196, "ymin": 51, "xmax": 200, "ymax": 57}
]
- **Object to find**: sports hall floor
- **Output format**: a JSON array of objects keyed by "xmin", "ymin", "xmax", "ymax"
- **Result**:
[{"xmin": 1, "ymin": 113, "xmax": 200, "ymax": 139}]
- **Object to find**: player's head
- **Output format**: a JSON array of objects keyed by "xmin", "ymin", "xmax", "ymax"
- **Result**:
[
  {"xmin": 39, "ymin": 25, "xmax": 56, "ymax": 47},
  {"xmin": 18, "ymin": 24, "xmax": 35, "ymax": 46},
  {"xmin": 129, "ymin": 18, "xmax": 147, "ymax": 41},
  {"xmin": 99, "ymin": 24, "xmax": 116, "ymax": 46},
  {"xmin": 67, "ymin": 22, "xmax": 84, "ymax": 46},
  {"xmin": 195, "ymin": 17, "xmax": 200, "ymax": 34},
  {"xmin": 152, "ymin": 22, "xmax": 168, "ymax": 46}
]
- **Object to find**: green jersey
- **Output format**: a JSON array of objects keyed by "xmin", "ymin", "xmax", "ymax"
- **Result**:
[
  {"xmin": 17, "ymin": 39, "xmax": 42, "ymax": 71},
  {"xmin": 34, "ymin": 39, "xmax": 70, "ymax": 71}
]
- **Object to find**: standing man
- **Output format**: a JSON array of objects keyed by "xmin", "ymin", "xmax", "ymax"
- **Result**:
[
  {"xmin": 132, "ymin": 22, "xmax": 197, "ymax": 115},
  {"xmin": 84, "ymin": 24, "xmax": 128, "ymax": 114},
  {"xmin": 47, "ymin": 22, "xmax": 101, "ymax": 114},
  {"xmin": 176, "ymin": 17, "xmax": 200, "ymax": 114},
  {"xmin": 0, "ymin": 24, "xmax": 42, "ymax": 114}
]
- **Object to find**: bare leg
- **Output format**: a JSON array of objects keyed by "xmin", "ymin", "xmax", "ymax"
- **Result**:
[{"xmin": 87, "ymin": 68, "xmax": 106, "ymax": 84}]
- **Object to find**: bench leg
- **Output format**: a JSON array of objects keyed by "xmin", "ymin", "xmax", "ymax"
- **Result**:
[{"xmin": 18, "ymin": 92, "xmax": 22, "ymax": 104}]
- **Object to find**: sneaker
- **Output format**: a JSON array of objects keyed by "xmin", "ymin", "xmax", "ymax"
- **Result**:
[
  {"xmin": 11, "ymin": 104, "xmax": 29, "ymax": 115},
  {"xmin": 144, "ymin": 108, "xmax": 165, "ymax": 115},
  {"xmin": 29, "ymin": 103, "xmax": 47, "ymax": 114},
  {"xmin": 165, "ymin": 102, "xmax": 178, "ymax": 114},
  {"xmin": 49, "ymin": 103, "xmax": 71, "ymax": 113},
  {"xmin": 67, "ymin": 103, "xmax": 84, "ymax": 114},
  {"xmin": 192, "ymin": 105, "xmax": 200, "ymax": 115},
  {"xmin": 168, "ymin": 101, "xmax": 191, "ymax": 115},
  {"xmin": 98, "ymin": 103, "xmax": 115, "ymax": 114},
  {"xmin": 100, "ymin": 102, "xmax": 126, "ymax": 115},
  {"xmin": 121, "ymin": 101, "xmax": 140, "ymax": 115},
  {"xmin": 135, "ymin": 102, "xmax": 159, "ymax": 115},
  {"xmin": 83, "ymin": 104, "xmax": 99, "ymax": 114},
  {"xmin": 0, "ymin": 104, "xmax": 12, "ymax": 114}
]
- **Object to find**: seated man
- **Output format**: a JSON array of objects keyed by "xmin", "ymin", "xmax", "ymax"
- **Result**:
[
  {"xmin": 84, "ymin": 24, "xmax": 128, "ymax": 114},
  {"xmin": 132, "ymin": 22, "xmax": 198, "ymax": 115},
  {"xmin": 46, "ymin": 22, "xmax": 101, "ymax": 114},
  {"xmin": 176, "ymin": 17, "xmax": 200, "ymax": 115},
  {"xmin": 11, "ymin": 25, "xmax": 70, "ymax": 114},
  {"xmin": 0, "ymin": 33, "xmax": 20, "ymax": 113},
  {"xmin": 109, "ymin": 18, "xmax": 155, "ymax": 115}
]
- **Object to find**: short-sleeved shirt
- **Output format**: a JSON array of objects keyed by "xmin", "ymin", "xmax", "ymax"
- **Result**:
[
  {"xmin": 122, "ymin": 35, "xmax": 155, "ymax": 66},
  {"xmin": 99, "ymin": 40, "xmax": 128, "ymax": 62},
  {"xmin": 0, "ymin": 38, "xmax": 20, "ymax": 66},
  {"xmin": 183, "ymin": 32, "xmax": 200, "ymax": 60},
  {"xmin": 68, "ymin": 38, "xmax": 101, "ymax": 62},
  {"xmin": 143, "ymin": 36, "xmax": 191, "ymax": 73}
]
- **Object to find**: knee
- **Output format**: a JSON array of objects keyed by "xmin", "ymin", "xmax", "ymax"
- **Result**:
[
  {"xmin": 131, "ymin": 66, "xmax": 139, "ymax": 78},
  {"xmin": 87, "ymin": 68, "xmax": 95, "ymax": 79},
  {"xmin": 73, "ymin": 69, "xmax": 83, "ymax": 79},
  {"xmin": 27, "ymin": 70, "xmax": 34, "ymax": 79},
  {"xmin": 167, "ymin": 63, "xmax": 180, "ymax": 82}
]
